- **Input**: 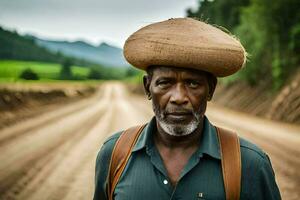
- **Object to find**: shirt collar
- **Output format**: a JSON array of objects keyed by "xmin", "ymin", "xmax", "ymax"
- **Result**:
[
  {"xmin": 132, "ymin": 116, "xmax": 221, "ymax": 160},
  {"xmin": 198, "ymin": 116, "xmax": 221, "ymax": 159},
  {"xmin": 132, "ymin": 116, "xmax": 156, "ymax": 152}
]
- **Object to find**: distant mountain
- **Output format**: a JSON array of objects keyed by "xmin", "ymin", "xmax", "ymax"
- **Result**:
[
  {"xmin": 33, "ymin": 37, "xmax": 129, "ymax": 68},
  {"xmin": 0, "ymin": 26, "xmax": 128, "ymax": 68},
  {"xmin": 0, "ymin": 27, "xmax": 65, "ymax": 63},
  {"xmin": 0, "ymin": 27, "xmax": 95, "ymax": 67}
]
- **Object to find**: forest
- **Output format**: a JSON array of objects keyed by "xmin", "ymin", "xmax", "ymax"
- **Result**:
[{"xmin": 187, "ymin": 0, "xmax": 300, "ymax": 90}]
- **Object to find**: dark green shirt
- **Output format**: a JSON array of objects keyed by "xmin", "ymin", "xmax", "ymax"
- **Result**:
[{"xmin": 93, "ymin": 116, "xmax": 281, "ymax": 200}]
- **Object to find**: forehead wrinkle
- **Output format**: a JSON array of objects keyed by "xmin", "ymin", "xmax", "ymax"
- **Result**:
[{"xmin": 152, "ymin": 67, "xmax": 207, "ymax": 81}]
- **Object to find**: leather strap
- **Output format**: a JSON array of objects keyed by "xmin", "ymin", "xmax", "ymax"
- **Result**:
[
  {"xmin": 107, "ymin": 125, "xmax": 241, "ymax": 200},
  {"xmin": 107, "ymin": 124, "xmax": 146, "ymax": 200},
  {"xmin": 216, "ymin": 127, "xmax": 241, "ymax": 200}
]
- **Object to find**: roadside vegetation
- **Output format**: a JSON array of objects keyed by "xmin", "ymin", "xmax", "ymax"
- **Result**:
[
  {"xmin": 0, "ymin": 60, "xmax": 89, "ymax": 81},
  {"xmin": 0, "ymin": 60, "xmax": 140, "ymax": 82}
]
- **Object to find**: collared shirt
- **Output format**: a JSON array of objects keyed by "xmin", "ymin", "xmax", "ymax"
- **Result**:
[{"xmin": 93, "ymin": 116, "xmax": 281, "ymax": 200}]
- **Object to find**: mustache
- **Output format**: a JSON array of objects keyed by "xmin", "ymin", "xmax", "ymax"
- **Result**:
[{"xmin": 163, "ymin": 107, "xmax": 193, "ymax": 114}]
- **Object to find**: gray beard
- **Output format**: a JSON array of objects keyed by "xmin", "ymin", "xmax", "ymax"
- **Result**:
[{"xmin": 152, "ymin": 102, "xmax": 204, "ymax": 137}]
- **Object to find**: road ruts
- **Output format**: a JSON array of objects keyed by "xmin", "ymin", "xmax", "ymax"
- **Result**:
[
  {"xmin": 0, "ymin": 84, "xmax": 107, "ymax": 198},
  {"xmin": 0, "ymin": 82, "xmax": 152, "ymax": 200}
]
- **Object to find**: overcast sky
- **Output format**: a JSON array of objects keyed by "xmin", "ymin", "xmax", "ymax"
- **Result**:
[{"xmin": 0, "ymin": 0, "xmax": 198, "ymax": 47}]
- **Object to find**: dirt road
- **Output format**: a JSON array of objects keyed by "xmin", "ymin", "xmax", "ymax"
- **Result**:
[{"xmin": 0, "ymin": 82, "xmax": 299, "ymax": 200}]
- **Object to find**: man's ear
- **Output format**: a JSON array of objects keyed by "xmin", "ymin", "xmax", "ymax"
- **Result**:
[
  {"xmin": 207, "ymin": 76, "xmax": 217, "ymax": 101},
  {"xmin": 143, "ymin": 75, "xmax": 151, "ymax": 100}
]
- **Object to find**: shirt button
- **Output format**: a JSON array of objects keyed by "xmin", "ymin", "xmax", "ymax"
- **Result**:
[{"xmin": 163, "ymin": 179, "xmax": 168, "ymax": 185}]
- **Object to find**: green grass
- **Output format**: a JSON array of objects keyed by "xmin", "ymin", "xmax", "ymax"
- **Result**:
[
  {"xmin": 0, "ymin": 60, "xmax": 90, "ymax": 81},
  {"xmin": 123, "ymin": 71, "xmax": 144, "ymax": 84}
]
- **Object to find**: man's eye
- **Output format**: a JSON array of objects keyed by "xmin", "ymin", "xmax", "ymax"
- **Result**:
[
  {"xmin": 187, "ymin": 81, "xmax": 200, "ymax": 88},
  {"xmin": 157, "ymin": 81, "xmax": 171, "ymax": 88}
]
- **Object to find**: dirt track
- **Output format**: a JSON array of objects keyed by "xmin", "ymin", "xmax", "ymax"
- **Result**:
[{"xmin": 0, "ymin": 82, "xmax": 299, "ymax": 200}]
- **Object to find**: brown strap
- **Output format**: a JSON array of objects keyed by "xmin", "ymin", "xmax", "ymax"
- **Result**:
[
  {"xmin": 216, "ymin": 127, "xmax": 241, "ymax": 200},
  {"xmin": 107, "ymin": 124, "xmax": 146, "ymax": 200}
]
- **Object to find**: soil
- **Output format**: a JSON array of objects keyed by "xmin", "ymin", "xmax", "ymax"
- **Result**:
[
  {"xmin": 0, "ymin": 83, "xmax": 96, "ymax": 129},
  {"xmin": 213, "ymin": 71, "xmax": 300, "ymax": 124}
]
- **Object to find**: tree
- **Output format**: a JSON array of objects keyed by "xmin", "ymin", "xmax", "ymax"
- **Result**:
[
  {"xmin": 88, "ymin": 68, "xmax": 103, "ymax": 79},
  {"xmin": 186, "ymin": 0, "xmax": 300, "ymax": 90},
  {"xmin": 19, "ymin": 68, "xmax": 39, "ymax": 80},
  {"xmin": 126, "ymin": 67, "xmax": 140, "ymax": 77},
  {"xmin": 235, "ymin": 0, "xmax": 300, "ymax": 89},
  {"xmin": 60, "ymin": 59, "xmax": 73, "ymax": 79},
  {"xmin": 186, "ymin": 0, "xmax": 250, "ymax": 30}
]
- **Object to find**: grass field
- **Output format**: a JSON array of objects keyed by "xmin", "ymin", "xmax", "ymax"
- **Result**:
[{"xmin": 0, "ymin": 60, "xmax": 90, "ymax": 81}]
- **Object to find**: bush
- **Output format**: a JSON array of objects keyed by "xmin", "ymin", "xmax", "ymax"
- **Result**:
[
  {"xmin": 126, "ymin": 67, "xmax": 140, "ymax": 77},
  {"xmin": 19, "ymin": 68, "xmax": 39, "ymax": 80},
  {"xmin": 88, "ymin": 68, "xmax": 103, "ymax": 79},
  {"xmin": 60, "ymin": 59, "xmax": 73, "ymax": 79}
]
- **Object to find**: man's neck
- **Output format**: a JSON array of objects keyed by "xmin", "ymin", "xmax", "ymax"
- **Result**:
[{"xmin": 154, "ymin": 118, "xmax": 204, "ymax": 149}]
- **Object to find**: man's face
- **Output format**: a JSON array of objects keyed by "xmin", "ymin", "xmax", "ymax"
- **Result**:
[{"xmin": 144, "ymin": 66, "xmax": 215, "ymax": 137}]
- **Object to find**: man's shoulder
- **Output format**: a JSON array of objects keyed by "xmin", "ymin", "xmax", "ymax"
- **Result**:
[
  {"xmin": 103, "ymin": 131, "xmax": 123, "ymax": 145},
  {"xmin": 101, "ymin": 131, "xmax": 123, "ymax": 151},
  {"xmin": 95, "ymin": 131, "xmax": 123, "ymax": 165},
  {"xmin": 238, "ymin": 136, "xmax": 280, "ymax": 198},
  {"xmin": 239, "ymin": 136, "xmax": 269, "ymax": 165}
]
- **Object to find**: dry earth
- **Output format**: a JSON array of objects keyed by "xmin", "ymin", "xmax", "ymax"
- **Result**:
[{"xmin": 0, "ymin": 82, "xmax": 299, "ymax": 200}]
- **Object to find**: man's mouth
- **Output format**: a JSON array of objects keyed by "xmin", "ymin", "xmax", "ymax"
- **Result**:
[
  {"xmin": 165, "ymin": 112, "xmax": 193, "ymax": 121},
  {"xmin": 167, "ymin": 112, "xmax": 191, "ymax": 115}
]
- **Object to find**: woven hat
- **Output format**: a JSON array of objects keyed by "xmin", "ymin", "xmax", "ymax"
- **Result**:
[{"xmin": 123, "ymin": 18, "xmax": 246, "ymax": 77}]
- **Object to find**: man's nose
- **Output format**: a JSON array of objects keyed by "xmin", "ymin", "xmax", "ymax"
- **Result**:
[{"xmin": 169, "ymin": 84, "xmax": 189, "ymax": 105}]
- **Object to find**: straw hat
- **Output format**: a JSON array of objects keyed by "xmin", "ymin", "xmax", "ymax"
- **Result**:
[{"xmin": 123, "ymin": 18, "xmax": 246, "ymax": 77}]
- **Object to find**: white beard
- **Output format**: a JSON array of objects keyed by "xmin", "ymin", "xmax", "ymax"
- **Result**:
[
  {"xmin": 157, "ymin": 119, "xmax": 199, "ymax": 137},
  {"xmin": 153, "ymin": 102, "xmax": 204, "ymax": 137}
]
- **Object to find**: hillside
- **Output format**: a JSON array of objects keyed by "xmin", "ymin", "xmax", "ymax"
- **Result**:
[
  {"xmin": 0, "ymin": 27, "xmax": 94, "ymax": 67},
  {"xmin": 0, "ymin": 27, "xmax": 64, "ymax": 63},
  {"xmin": 33, "ymin": 37, "xmax": 129, "ymax": 67},
  {"xmin": 212, "ymin": 69, "xmax": 300, "ymax": 124}
]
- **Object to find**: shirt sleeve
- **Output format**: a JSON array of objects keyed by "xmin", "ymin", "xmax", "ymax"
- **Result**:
[
  {"xmin": 93, "ymin": 133, "xmax": 121, "ymax": 200},
  {"xmin": 251, "ymin": 153, "xmax": 282, "ymax": 200}
]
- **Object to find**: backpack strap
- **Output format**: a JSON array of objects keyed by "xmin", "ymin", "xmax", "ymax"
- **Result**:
[
  {"xmin": 216, "ymin": 126, "xmax": 241, "ymax": 200},
  {"xmin": 107, "ymin": 124, "xmax": 146, "ymax": 200},
  {"xmin": 107, "ymin": 124, "xmax": 241, "ymax": 200}
]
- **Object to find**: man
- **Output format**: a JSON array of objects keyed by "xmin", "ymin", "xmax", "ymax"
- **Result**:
[{"xmin": 93, "ymin": 18, "xmax": 281, "ymax": 200}]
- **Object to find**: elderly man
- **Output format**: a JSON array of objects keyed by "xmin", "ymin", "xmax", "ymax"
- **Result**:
[{"xmin": 93, "ymin": 18, "xmax": 281, "ymax": 200}]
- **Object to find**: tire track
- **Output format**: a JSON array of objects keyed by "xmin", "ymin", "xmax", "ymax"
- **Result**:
[
  {"xmin": 0, "ymin": 86, "xmax": 105, "ymax": 146},
  {"xmin": 0, "ymin": 105, "xmax": 108, "ymax": 199},
  {"xmin": 0, "ymin": 84, "xmax": 113, "ymax": 197},
  {"xmin": 22, "ymin": 86, "xmax": 116, "ymax": 200}
]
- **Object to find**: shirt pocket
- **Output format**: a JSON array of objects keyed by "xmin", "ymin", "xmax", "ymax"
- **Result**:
[{"xmin": 193, "ymin": 193, "xmax": 225, "ymax": 200}]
